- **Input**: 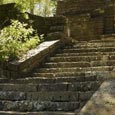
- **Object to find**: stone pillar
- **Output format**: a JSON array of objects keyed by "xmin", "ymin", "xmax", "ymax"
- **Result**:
[{"xmin": 65, "ymin": 14, "xmax": 97, "ymax": 41}]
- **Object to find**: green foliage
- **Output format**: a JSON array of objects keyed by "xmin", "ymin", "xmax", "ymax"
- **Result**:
[
  {"xmin": 0, "ymin": 0, "xmax": 4, "ymax": 5},
  {"xmin": 34, "ymin": 0, "xmax": 57, "ymax": 16},
  {"xmin": 2, "ymin": 0, "xmax": 57, "ymax": 16},
  {"xmin": 0, "ymin": 20, "xmax": 40, "ymax": 61}
]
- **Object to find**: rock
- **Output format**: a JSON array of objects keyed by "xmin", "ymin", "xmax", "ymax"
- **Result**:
[{"xmin": 78, "ymin": 80, "xmax": 115, "ymax": 115}]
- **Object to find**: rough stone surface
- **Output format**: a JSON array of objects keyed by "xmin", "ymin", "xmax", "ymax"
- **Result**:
[
  {"xmin": 56, "ymin": 0, "xmax": 115, "ymax": 40},
  {"xmin": 0, "ymin": 84, "xmax": 37, "ymax": 92},
  {"xmin": 0, "ymin": 3, "xmax": 66, "ymax": 36},
  {"xmin": 0, "ymin": 111, "xmax": 76, "ymax": 115},
  {"xmin": 79, "ymin": 80, "xmax": 115, "ymax": 115},
  {"xmin": 0, "ymin": 38, "xmax": 115, "ymax": 113},
  {"xmin": 1, "ymin": 101, "xmax": 79, "ymax": 112},
  {"xmin": 0, "ymin": 91, "xmax": 26, "ymax": 101},
  {"xmin": 26, "ymin": 13, "xmax": 67, "ymax": 37},
  {"xmin": 0, "ymin": 40, "xmax": 61, "ymax": 79}
]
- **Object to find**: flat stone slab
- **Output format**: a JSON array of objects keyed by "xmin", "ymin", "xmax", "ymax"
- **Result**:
[
  {"xmin": 0, "ymin": 111, "xmax": 75, "ymax": 115},
  {"xmin": 78, "ymin": 80, "xmax": 115, "ymax": 115}
]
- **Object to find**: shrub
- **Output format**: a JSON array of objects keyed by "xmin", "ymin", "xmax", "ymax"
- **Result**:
[{"xmin": 0, "ymin": 20, "xmax": 41, "ymax": 61}]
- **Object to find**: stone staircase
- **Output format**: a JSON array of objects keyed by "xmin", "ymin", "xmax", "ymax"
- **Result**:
[{"xmin": 0, "ymin": 39, "xmax": 115, "ymax": 114}]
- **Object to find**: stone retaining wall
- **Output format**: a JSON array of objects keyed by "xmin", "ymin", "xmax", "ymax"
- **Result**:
[
  {"xmin": 64, "ymin": 14, "xmax": 99, "ymax": 41},
  {"xmin": 56, "ymin": 0, "xmax": 115, "ymax": 40},
  {"xmin": 26, "ymin": 13, "xmax": 67, "ymax": 38},
  {"xmin": 0, "ymin": 40, "xmax": 61, "ymax": 79},
  {"xmin": 56, "ymin": 0, "xmax": 113, "ymax": 15},
  {"xmin": 0, "ymin": 3, "xmax": 68, "ymax": 79},
  {"xmin": 0, "ymin": 3, "xmax": 67, "ymax": 39}
]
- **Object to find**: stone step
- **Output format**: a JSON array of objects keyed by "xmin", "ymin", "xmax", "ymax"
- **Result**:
[
  {"xmin": 0, "ymin": 91, "xmax": 95, "ymax": 102},
  {"xmin": 72, "ymin": 42, "xmax": 115, "ymax": 49},
  {"xmin": 55, "ymin": 52, "xmax": 115, "ymax": 57},
  {"xmin": 0, "ymin": 81, "xmax": 100, "ymax": 92},
  {"xmin": 0, "ymin": 84, "xmax": 38, "ymax": 92},
  {"xmin": 0, "ymin": 91, "xmax": 26, "ymax": 101},
  {"xmin": 11, "ymin": 75, "xmax": 97, "ymax": 84},
  {"xmin": 73, "ymin": 44, "xmax": 115, "ymax": 49},
  {"xmin": 37, "ymin": 66, "xmax": 114, "ymax": 73},
  {"xmin": 44, "ymin": 62, "xmax": 90, "ymax": 68},
  {"xmin": 33, "ymin": 71, "xmax": 112, "ymax": 81},
  {"xmin": 43, "ymin": 60, "xmax": 115, "ymax": 68},
  {"xmin": 0, "ymin": 101, "xmax": 80, "ymax": 112},
  {"xmin": 0, "ymin": 78, "xmax": 11, "ymax": 83},
  {"xmin": 75, "ymin": 39, "xmax": 115, "ymax": 43},
  {"xmin": 0, "ymin": 111, "xmax": 76, "ymax": 115},
  {"xmin": 48, "ymin": 55, "xmax": 115, "ymax": 62},
  {"xmin": 49, "ymin": 56, "xmax": 101, "ymax": 62},
  {"xmin": 33, "ymin": 72, "xmax": 89, "ymax": 77},
  {"xmin": 63, "ymin": 47, "xmax": 115, "ymax": 53}
]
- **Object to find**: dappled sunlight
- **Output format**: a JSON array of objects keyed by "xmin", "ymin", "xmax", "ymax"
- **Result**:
[
  {"xmin": 79, "ymin": 80, "xmax": 115, "ymax": 115},
  {"xmin": 0, "ymin": 0, "xmax": 115, "ymax": 114}
]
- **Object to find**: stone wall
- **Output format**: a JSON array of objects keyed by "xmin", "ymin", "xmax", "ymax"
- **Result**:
[
  {"xmin": 56, "ymin": 0, "xmax": 115, "ymax": 41},
  {"xmin": 0, "ymin": 40, "xmax": 61, "ymax": 79},
  {"xmin": 66, "ymin": 14, "xmax": 98, "ymax": 41},
  {"xmin": 0, "ymin": 3, "xmax": 68, "ymax": 79},
  {"xmin": 26, "ymin": 13, "xmax": 67, "ymax": 38},
  {"xmin": 56, "ymin": 0, "xmax": 114, "ymax": 15},
  {"xmin": 0, "ymin": 3, "xmax": 67, "ymax": 39}
]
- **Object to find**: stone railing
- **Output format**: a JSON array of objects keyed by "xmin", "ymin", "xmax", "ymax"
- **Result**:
[
  {"xmin": 0, "ymin": 3, "xmax": 67, "ymax": 39},
  {"xmin": 0, "ymin": 40, "xmax": 61, "ymax": 79},
  {"xmin": 26, "ymin": 13, "xmax": 67, "ymax": 40},
  {"xmin": 0, "ymin": 2, "xmax": 72, "ymax": 80},
  {"xmin": 0, "ymin": 3, "xmax": 70, "ymax": 79}
]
